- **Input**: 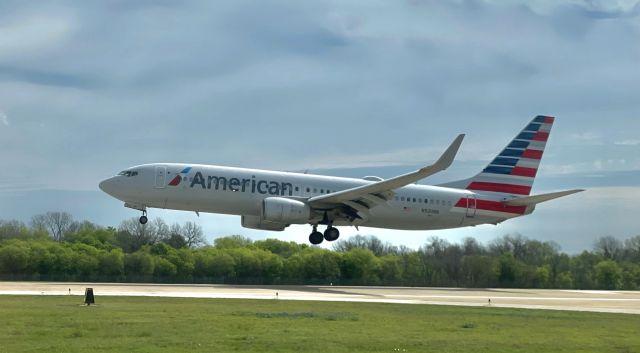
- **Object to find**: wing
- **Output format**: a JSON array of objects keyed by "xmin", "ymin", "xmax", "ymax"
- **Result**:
[{"xmin": 307, "ymin": 134, "xmax": 465, "ymax": 217}]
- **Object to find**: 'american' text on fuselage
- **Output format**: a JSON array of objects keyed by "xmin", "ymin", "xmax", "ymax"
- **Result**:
[{"xmin": 189, "ymin": 171, "xmax": 293, "ymax": 196}]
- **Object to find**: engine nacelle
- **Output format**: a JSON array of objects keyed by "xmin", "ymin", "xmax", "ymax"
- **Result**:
[
  {"xmin": 262, "ymin": 197, "xmax": 311, "ymax": 224},
  {"xmin": 241, "ymin": 215, "xmax": 287, "ymax": 231}
]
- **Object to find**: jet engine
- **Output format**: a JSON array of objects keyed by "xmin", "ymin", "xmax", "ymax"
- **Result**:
[
  {"xmin": 262, "ymin": 197, "xmax": 311, "ymax": 224},
  {"xmin": 241, "ymin": 215, "xmax": 287, "ymax": 231}
]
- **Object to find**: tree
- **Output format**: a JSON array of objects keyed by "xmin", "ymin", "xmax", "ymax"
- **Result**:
[
  {"xmin": 254, "ymin": 238, "xmax": 305, "ymax": 258},
  {"xmin": 31, "ymin": 212, "xmax": 74, "ymax": 241},
  {"xmin": 153, "ymin": 219, "xmax": 171, "ymax": 241},
  {"xmin": 117, "ymin": 218, "xmax": 161, "ymax": 252},
  {"xmin": 623, "ymin": 235, "xmax": 640, "ymax": 262},
  {"xmin": 333, "ymin": 235, "xmax": 397, "ymax": 256},
  {"xmin": 494, "ymin": 253, "xmax": 520, "ymax": 287},
  {"xmin": 292, "ymin": 248, "xmax": 341, "ymax": 283},
  {"xmin": 620, "ymin": 263, "xmax": 640, "ymax": 290},
  {"xmin": 164, "ymin": 233, "xmax": 188, "ymax": 249},
  {"xmin": 124, "ymin": 252, "xmax": 155, "ymax": 278},
  {"xmin": 571, "ymin": 251, "xmax": 601, "ymax": 289},
  {"xmin": 594, "ymin": 236, "xmax": 623, "ymax": 260},
  {"xmin": 163, "ymin": 222, "xmax": 206, "ymax": 248},
  {"xmin": 0, "ymin": 220, "xmax": 31, "ymax": 240},
  {"xmin": 379, "ymin": 255, "xmax": 403, "ymax": 284},
  {"xmin": 401, "ymin": 252, "xmax": 425, "ymax": 286},
  {"xmin": 214, "ymin": 235, "xmax": 253, "ymax": 249},
  {"xmin": 461, "ymin": 237, "xmax": 485, "ymax": 256},
  {"xmin": 193, "ymin": 248, "xmax": 236, "ymax": 280},
  {"xmin": 340, "ymin": 248, "xmax": 380, "ymax": 284},
  {"xmin": 461, "ymin": 255, "xmax": 495, "ymax": 287},
  {"xmin": 99, "ymin": 249, "xmax": 125, "ymax": 277},
  {"xmin": 533, "ymin": 265, "xmax": 551, "ymax": 288},
  {"xmin": 154, "ymin": 257, "xmax": 177, "ymax": 279},
  {"xmin": 595, "ymin": 260, "xmax": 622, "ymax": 290},
  {"xmin": 555, "ymin": 272, "xmax": 574, "ymax": 288},
  {"xmin": 0, "ymin": 244, "xmax": 29, "ymax": 274},
  {"xmin": 64, "ymin": 228, "xmax": 117, "ymax": 250},
  {"xmin": 182, "ymin": 222, "xmax": 206, "ymax": 248}
]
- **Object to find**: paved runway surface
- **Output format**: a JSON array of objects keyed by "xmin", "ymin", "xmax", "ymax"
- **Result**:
[{"xmin": 1, "ymin": 282, "xmax": 639, "ymax": 314}]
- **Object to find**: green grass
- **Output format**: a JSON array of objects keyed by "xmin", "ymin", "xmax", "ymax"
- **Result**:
[{"xmin": 0, "ymin": 296, "xmax": 638, "ymax": 353}]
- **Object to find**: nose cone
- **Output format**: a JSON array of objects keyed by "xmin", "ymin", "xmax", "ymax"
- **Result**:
[{"xmin": 99, "ymin": 177, "xmax": 117, "ymax": 197}]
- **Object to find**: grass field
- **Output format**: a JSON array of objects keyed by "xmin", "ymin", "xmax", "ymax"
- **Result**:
[{"xmin": 0, "ymin": 296, "xmax": 638, "ymax": 353}]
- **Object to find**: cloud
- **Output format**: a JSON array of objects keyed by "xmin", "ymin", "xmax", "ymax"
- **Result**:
[
  {"xmin": 568, "ymin": 132, "xmax": 604, "ymax": 145},
  {"xmin": 0, "ymin": 65, "xmax": 103, "ymax": 89},
  {"xmin": 0, "ymin": 13, "xmax": 74, "ymax": 63},
  {"xmin": 0, "ymin": 110, "xmax": 7, "ymax": 126},
  {"xmin": 615, "ymin": 139, "xmax": 640, "ymax": 146}
]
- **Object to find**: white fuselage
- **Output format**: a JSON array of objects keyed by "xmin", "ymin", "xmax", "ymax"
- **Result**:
[{"xmin": 99, "ymin": 163, "xmax": 527, "ymax": 231}]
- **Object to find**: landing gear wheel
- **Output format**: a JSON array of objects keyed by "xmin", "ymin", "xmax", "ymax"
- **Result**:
[
  {"xmin": 309, "ymin": 231, "xmax": 324, "ymax": 245},
  {"xmin": 139, "ymin": 215, "xmax": 148, "ymax": 225},
  {"xmin": 323, "ymin": 227, "xmax": 340, "ymax": 241}
]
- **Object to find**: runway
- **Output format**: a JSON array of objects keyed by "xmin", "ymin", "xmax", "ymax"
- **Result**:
[{"xmin": 1, "ymin": 282, "xmax": 639, "ymax": 314}]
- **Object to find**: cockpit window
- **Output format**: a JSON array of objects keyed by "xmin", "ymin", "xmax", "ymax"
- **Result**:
[{"xmin": 117, "ymin": 170, "xmax": 139, "ymax": 177}]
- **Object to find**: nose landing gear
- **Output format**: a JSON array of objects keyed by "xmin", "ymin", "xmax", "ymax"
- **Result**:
[{"xmin": 139, "ymin": 210, "xmax": 148, "ymax": 225}]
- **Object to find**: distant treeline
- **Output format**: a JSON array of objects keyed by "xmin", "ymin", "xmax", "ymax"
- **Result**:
[{"xmin": 0, "ymin": 212, "xmax": 639, "ymax": 290}]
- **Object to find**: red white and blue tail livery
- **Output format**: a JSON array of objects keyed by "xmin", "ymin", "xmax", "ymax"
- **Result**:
[{"xmin": 100, "ymin": 115, "xmax": 584, "ymax": 245}]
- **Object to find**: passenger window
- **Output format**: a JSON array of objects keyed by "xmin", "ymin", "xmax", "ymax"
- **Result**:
[
  {"xmin": 320, "ymin": 189, "xmax": 324, "ymax": 193},
  {"xmin": 295, "ymin": 187, "xmax": 299, "ymax": 191},
  {"xmin": 401, "ymin": 197, "xmax": 405, "ymax": 201},
  {"xmin": 306, "ymin": 187, "xmax": 310, "ymax": 192},
  {"xmin": 412, "ymin": 198, "xmax": 416, "ymax": 202},
  {"xmin": 313, "ymin": 188, "xmax": 317, "ymax": 193}
]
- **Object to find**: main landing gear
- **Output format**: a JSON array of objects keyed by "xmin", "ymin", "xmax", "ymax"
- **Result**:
[
  {"xmin": 139, "ymin": 210, "xmax": 148, "ymax": 225},
  {"xmin": 308, "ymin": 225, "xmax": 340, "ymax": 245}
]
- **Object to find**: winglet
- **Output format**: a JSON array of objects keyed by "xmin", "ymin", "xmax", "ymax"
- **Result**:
[
  {"xmin": 432, "ymin": 134, "xmax": 465, "ymax": 172},
  {"xmin": 503, "ymin": 189, "xmax": 585, "ymax": 206}
]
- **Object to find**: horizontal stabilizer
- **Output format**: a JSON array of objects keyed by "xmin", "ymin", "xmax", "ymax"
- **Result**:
[{"xmin": 503, "ymin": 189, "xmax": 584, "ymax": 206}]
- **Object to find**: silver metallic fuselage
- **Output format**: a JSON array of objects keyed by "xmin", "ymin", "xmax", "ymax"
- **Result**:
[{"xmin": 100, "ymin": 163, "xmax": 522, "ymax": 230}]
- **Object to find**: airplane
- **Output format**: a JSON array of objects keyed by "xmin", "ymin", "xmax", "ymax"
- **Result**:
[{"xmin": 99, "ymin": 115, "xmax": 583, "ymax": 245}]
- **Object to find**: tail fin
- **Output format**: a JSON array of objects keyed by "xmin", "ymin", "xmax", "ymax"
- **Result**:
[{"xmin": 440, "ymin": 115, "xmax": 555, "ymax": 196}]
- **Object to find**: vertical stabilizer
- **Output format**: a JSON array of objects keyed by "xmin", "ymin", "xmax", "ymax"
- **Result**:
[{"xmin": 440, "ymin": 115, "xmax": 555, "ymax": 196}]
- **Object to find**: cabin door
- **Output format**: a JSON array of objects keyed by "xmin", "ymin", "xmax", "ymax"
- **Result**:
[
  {"xmin": 155, "ymin": 166, "xmax": 167, "ymax": 188},
  {"xmin": 466, "ymin": 194, "xmax": 477, "ymax": 217}
]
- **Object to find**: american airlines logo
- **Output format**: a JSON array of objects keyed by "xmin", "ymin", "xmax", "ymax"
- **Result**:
[{"xmin": 168, "ymin": 166, "xmax": 192, "ymax": 186}]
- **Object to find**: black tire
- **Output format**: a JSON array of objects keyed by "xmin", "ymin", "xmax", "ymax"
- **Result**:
[
  {"xmin": 309, "ymin": 231, "xmax": 324, "ymax": 245},
  {"xmin": 139, "ymin": 215, "xmax": 148, "ymax": 224},
  {"xmin": 324, "ymin": 227, "xmax": 340, "ymax": 241}
]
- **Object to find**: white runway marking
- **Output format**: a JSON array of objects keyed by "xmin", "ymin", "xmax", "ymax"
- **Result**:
[
  {"xmin": 383, "ymin": 294, "xmax": 640, "ymax": 301},
  {"xmin": 1, "ymin": 282, "xmax": 639, "ymax": 315}
]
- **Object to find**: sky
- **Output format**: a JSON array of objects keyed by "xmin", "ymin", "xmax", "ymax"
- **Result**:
[{"xmin": 1, "ymin": 0, "xmax": 639, "ymax": 253}]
